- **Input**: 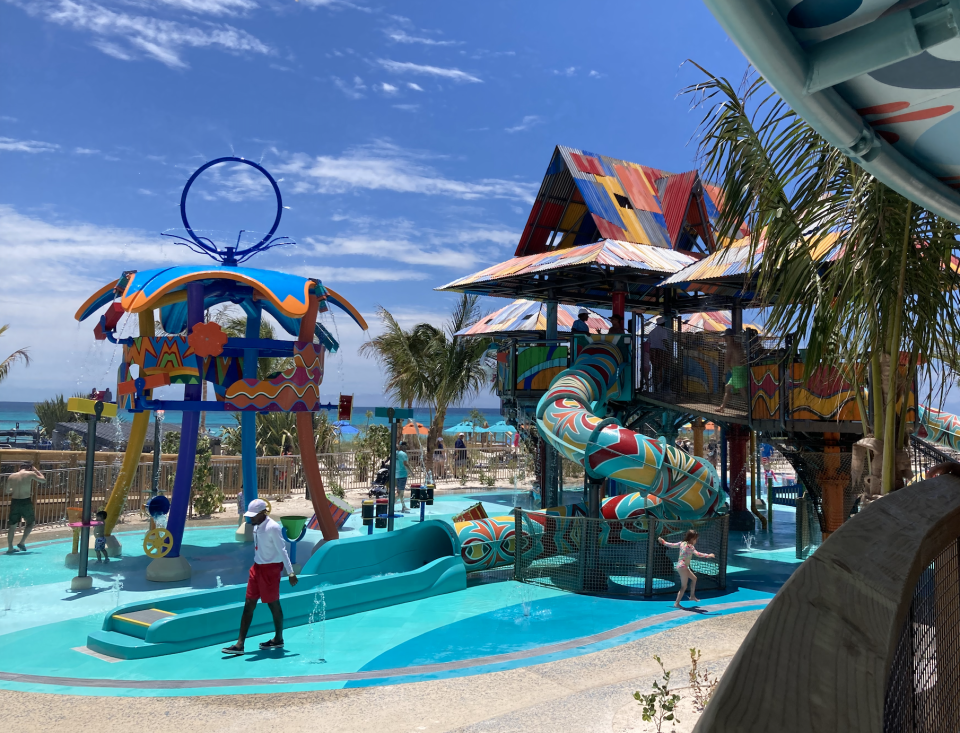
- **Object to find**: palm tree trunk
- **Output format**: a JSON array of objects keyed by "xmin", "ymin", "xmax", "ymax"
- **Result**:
[{"xmin": 882, "ymin": 201, "xmax": 912, "ymax": 494}]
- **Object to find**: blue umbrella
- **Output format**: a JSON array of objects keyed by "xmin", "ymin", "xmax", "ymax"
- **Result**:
[
  {"xmin": 487, "ymin": 421, "xmax": 516, "ymax": 435},
  {"xmin": 333, "ymin": 420, "xmax": 359, "ymax": 435}
]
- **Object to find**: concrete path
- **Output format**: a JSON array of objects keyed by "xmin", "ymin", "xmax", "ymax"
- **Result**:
[{"xmin": 0, "ymin": 610, "xmax": 760, "ymax": 733}]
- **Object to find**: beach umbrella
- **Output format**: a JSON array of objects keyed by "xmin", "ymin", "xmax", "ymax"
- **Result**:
[
  {"xmin": 402, "ymin": 420, "xmax": 429, "ymax": 436},
  {"xmin": 487, "ymin": 421, "xmax": 516, "ymax": 435},
  {"xmin": 444, "ymin": 421, "xmax": 477, "ymax": 434},
  {"xmin": 333, "ymin": 420, "xmax": 359, "ymax": 436}
]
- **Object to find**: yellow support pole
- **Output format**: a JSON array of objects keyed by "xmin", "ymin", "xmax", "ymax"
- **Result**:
[{"xmin": 102, "ymin": 310, "xmax": 155, "ymax": 537}]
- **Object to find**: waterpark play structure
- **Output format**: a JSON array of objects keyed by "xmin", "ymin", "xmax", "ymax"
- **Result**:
[{"xmin": 74, "ymin": 157, "xmax": 368, "ymax": 581}]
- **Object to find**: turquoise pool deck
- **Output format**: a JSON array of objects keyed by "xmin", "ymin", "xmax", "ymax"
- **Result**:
[{"xmin": 0, "ymin": 492, "xmax": 797, "ymax": 697}]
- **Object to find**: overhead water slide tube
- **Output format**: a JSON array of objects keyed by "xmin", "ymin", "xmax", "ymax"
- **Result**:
[{"xmin": 536, "ymin": 338, "xmax": 726, "ymax": 521}]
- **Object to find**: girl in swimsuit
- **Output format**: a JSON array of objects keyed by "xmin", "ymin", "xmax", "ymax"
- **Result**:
[{"xmin": 659, "ymin": 529, "xmax": 715, "ymax": 607}]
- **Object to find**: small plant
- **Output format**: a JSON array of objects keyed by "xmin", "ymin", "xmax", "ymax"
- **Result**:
[
  {"xmin": 66, "ymin": 430, "xmax": 84, "ymax": 451},
  {"xmin": 329, "ymin": 481, "xmax": 345, "ymax": 500},
  {"xmin": 689, "ymin": 648, "xmax": 718, "ymax": 712},
  {"xmin": 161, "ymin": 430, "xmax": 181, "ymax": 455},
  {"xmin": 191, "ymin": 435, "xmax": 224, "ymax": 517},
  {"xmin": 634, "ymin": 655, "xmax": 681, "ymax": 732}
]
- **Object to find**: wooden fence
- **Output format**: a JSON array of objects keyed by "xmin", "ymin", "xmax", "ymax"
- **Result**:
[{"xmin": 0, "ymin": 446, "xmax": 547, "ymax": 530}]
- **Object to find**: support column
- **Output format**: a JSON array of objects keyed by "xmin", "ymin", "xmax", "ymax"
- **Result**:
[
  {"xmin": 820, "ymin": 431, "xmax": 847, "ymax": 538},
  {"xmin": 236, "ymin": 302, "xmax": 262, "ymax": 542},
  {"xmin": 692, "ymin": 418, "xmax": 705, "ymax": 457},
  {"xmin": 147, "ymin": 282, "xmax": 203, "ymax": 581},
  {"xmin": 543, "ymin": 298, "xmax": 560, "ymax": 508},
  {"xmin": 728, "ymin": 424, "xmax": 755, "ymax": 531}
]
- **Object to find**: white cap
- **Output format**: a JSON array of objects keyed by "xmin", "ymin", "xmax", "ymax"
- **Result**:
[
  {"xmin": 244, "ymin": 498, "xmax": 268, "ymax": 517},
  {"xmin": 578, "ymin": 308, "xmax": 589, "ymax": 316},
  {"xmin": 656, "ymin": 316, "xmax": 667, "ymax": 325}
]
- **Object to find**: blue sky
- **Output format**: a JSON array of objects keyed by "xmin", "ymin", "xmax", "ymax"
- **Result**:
[{"xmin": 0, "ymin": 0, "xmax": 753, "ymax": 406}]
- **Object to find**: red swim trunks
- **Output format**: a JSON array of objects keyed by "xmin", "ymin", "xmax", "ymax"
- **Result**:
[{"xmin": 245, "ymin": 562, "xmax": 283, "ymax": 603}]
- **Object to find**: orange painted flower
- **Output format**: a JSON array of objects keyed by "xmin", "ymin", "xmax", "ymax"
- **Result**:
[{"xmin": 188, "ymin": 321, "xmax": 228, "ymax": 358}]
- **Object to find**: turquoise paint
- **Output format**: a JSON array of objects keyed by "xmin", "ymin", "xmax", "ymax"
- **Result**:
[{"xmin": 87, "ymin": 521, "xmax": 465, "ymax": 659}]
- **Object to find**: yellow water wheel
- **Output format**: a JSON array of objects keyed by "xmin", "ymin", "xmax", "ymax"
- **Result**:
[
  {"xmin": 143, "ymin": 528, "xmax": 173, "ymax": 558},
  {"xmin": 264, "ymin": 499, "xmax": 272, "ymax": 514}
]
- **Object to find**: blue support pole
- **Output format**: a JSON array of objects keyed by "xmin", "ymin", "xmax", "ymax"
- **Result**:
[
  {"xmin": 166, "ymin": 282, "xmax": 205, "ymax": 558},
  {"xmin": 720, "ymin": 426, "xmax": 728, "ymax": 495},
  {"xmin": 241, "ymin": 303, "xmax": 262, "ymax": 508}
]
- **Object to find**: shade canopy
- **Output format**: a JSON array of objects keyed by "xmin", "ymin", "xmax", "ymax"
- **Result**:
[
  {"xmin": 402, "ymin": 420, "xmax": 429, "ymax": 436},
  {"xmin": 486, "ymin": 421, "xmax": 517, "ymax": 435},
  {"xmin": 75, "ymin": 265, "xmax": 368, "ymax": 339},
  {"xmin": 454, "ymin": 299, "xmax": 610, "ymax": 337},
  {"xmin": 333, "ymin": 420, "xmax": 359, "ymax": 435},
  {"xmin": 444, "ymin": 421, "xmax": 483, "ymax": 434}
]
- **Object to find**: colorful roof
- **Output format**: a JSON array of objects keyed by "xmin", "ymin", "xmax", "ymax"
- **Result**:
[
  {"xmin": 440, "ymin": 239, "xmax": 696, "ymax": 292},
  {"xmin": 516, "ymin": 146, "xmax": 730, "ymax": 257},
  {"xmin": 682, "ymin": 311, "xmax": 765, "ymax": 335},
  {"xmin": 75, "ymin": 265, "xmax": 367, "ymax": 335},
  {"xmin": 454, "ymin": 299, "xmax": 610, "ymax": 337},
  {"xmin": 660, "ymin": 233, "xmax": 845, "ymax": 296}
]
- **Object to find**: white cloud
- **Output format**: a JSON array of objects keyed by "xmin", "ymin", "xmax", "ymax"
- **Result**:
[
  {"xmin": 505, "ymin": 115, "xmax": 543, "ymax": 133},
  {"xmin": 130, "ymin": 0, "xmax": 257, "ymax": 15},
  {"xmin": 385, "ymin": 29, "xmax": 459, "ymax": 46},
  {"xmin": 393, "ymin": 104, "xmax": 419, "ymax": 112},
  {"xmin": 138, "ymin": 188, "xmax": 156, "ymax": 195},
  {"xmin": 308, "ymin": 235, "xmax": 484, "ymax": 270},
  {"xmin": 74, "ymin": 147, "xmax": 99, "ymax": 154},
  {"xmin": 552, "ymin": 66, "xmax": 577, "ymax": 77},
  {"xmin": 273, "ymin": 141, "xmax": 537, "ymax": 202},
  {"xmin": 406, "ymin": 82, "xmax": 424, "ymax": 91},
  {"xmin": 377, "ymin": 59, "xmax": 481, "ymax": 83},
  {"xmin": 378, "ymin": 82, "xmax": 399, "ymax": 95},
  {"xmin": 308, "ymin": 266, "xmax": 428, "ymax": 283},
  {"xmin": 188, "ymin": 160, "xmax": 275, "ymax": 202},
  {"xmin": 332, "ymin": 75, "xmax": 366, "ymax": 99},
  {"xmin": 0, "ymin": 137, "xmax": 60, "ymax": 153},
  {"xmin": 588, "ymin": 69, "xmax": 603, "ymax": 78},
  {"xmin": 12, "ymin": 0, "xmax": 272, "ymax": 69},
  {"xmin": 0, "ymin": 116, "xmax": 17, "ymax": 123}
]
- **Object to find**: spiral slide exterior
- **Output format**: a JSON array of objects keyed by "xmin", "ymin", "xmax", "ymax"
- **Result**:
[
  {"xmin": 919, "ymin": 404, "xmax": 960, "ymax": 452},
  {"xmin": 536, "ymin": 338, "xmax": 725, "ymax": 521}
]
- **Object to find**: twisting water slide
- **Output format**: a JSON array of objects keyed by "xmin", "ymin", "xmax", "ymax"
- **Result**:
[{"xmin": 536, "ymin": 337, "xmax": 726, "ymax": 521}]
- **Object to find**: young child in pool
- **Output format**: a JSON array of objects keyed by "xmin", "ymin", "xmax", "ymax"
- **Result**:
[
  {"xmin": 94, "ymin": 510, "xmax": 109, "ymax": 563},
  {"xmin": 658, "ymin": 529, "xmax": 715, "ymax": 607}
]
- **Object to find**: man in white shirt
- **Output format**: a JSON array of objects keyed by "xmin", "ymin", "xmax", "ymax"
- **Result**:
[
  {"xmin": 6, "ymin": 463, "xmax": 44, "ymax": 554},
  {"xmin": 222, "ymin": 499, "xmax": 298, "ymax": 655}
]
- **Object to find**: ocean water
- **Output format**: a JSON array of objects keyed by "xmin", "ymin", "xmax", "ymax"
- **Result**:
[{"xmin": 0, "ymin": 402, "xmax": 500, "ymax": 439}]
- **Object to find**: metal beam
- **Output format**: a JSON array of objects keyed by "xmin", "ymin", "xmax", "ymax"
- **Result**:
[{"xmin": 805, "ymin": 1, "xmax": 960, "ymax": 94}]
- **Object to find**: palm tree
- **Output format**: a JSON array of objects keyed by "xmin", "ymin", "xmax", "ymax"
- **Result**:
[
  {"xmin": 360, "ymin": 294, "xmax": 491, "ymax": 475},
  {"xmin": 685, "ymin": 66, "xmax": 960, "ymax": 495},
  {"xmin": 0, "ymin": 324, "xmax": 30, "ymax": 384}
]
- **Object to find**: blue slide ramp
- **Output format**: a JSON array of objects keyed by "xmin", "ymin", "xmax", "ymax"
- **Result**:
[{"xmin": 87, "ymin": 521, "xmax": 465, "ymax": 659}]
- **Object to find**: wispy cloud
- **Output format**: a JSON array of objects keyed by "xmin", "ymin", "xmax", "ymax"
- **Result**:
[
  {"xmin": 552, "ymin": 66, "xmax": 577, "ymax": 77},
  {"xmin": 125, "ymin": 0, "xmax": 257, "ymax": 15},
  {"xmin": 378, "ymin": 82, "xmax": 399, "ymax": 95},
  {"xmin": 505, "ymin": 115, "xmax": 542, "ymax": 133},
  {"xmin": 0, "ymin": 137, "xmax": 60, "ymax": 153},
  {"xmin": 274, "ymin": 140, "xmax": 536, "ymax": 202},
  {"xmin": 12, "ymin": 0, "xmax": 272, "ymax": 69},
  {"xmin": 332, "ymin": 75, "xmax": 366, "ymax": 99},
  {"xmin": 377, "ymin": 59, "xmax": 481, "ymax": 83},
  {"xmin": 74, "ymin": 147, "xmax": 99, "ymax": 154},
  {"xmin": 385, "ymin": 29, "xmax": 459, "ymax": 46},
  {"xmin": 406, "ymin": 82, "xmax": 424, "ymax": 91},
  {"xmin": 190, "ymin": 161, "xmax": 275, "ymax": 202},
  {"xmin": 308, "ymin": 266, "xmax": 428, "ymax": 283},
  {"xmin": 588, "ymin": 69, "xmax": 603, "ymax": 78},
  {"xmin": 393, "ymin": 104, "xmax": 419, "ymax": 112}
]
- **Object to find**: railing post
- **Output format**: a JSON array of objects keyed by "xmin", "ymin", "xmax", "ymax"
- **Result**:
[{"xmin": 645, "ymin": 516, "xmax": 657, "ymax": 598}]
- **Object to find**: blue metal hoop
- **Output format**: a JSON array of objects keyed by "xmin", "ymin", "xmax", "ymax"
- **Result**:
[{"xmin": 180, "ymin": 156, "xmax": 283, "ymax": 252}]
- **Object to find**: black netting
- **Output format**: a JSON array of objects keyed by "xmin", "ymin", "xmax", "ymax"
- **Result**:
[
  {"xmin": 513, "ymin": 509, "xmax": 728, "ymax": 597},
  {"xmin": 884, "ymin": 538, "xmax": 960, "ymax": 732},
  {"xmin": 638, "ymin": 326, "xmax": 785, "ymax": 420}
]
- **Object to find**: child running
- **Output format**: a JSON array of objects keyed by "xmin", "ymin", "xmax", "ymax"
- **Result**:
[{"xmin": 658, "ymin": 529, "xmax": 715, "ymax": 607}]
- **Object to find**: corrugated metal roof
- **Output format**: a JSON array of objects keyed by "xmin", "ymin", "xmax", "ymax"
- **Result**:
[
  {"xmin": 661, "ymin": 233, "xmax": 845, "ymax": 288},
  {"xmin": 662, "ymin": 170, "xmax": 699, "ymax": 245},
  {"xmin": 454, "ymin": 299, "xmax": 610, "ymax": 336},
  {"xmin": 439, "ymin": 239, "xmax": 697, "ymax": 291}
]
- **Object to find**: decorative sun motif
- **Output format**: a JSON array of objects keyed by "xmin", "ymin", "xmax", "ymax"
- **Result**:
[{"xmin": 188, "ymin": 321, "xmax": 228, "ymax": 358}]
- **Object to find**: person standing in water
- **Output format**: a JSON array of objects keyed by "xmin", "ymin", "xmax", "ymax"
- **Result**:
[
  {"xmin": 659, "ymin": 530, "xmax": 715, "ymax": 607},
  {"xmin": 5, "ymin": 463, "xmax": 44, "ymax": 554},
  {"xmin": 222, "ymin": 499, "xmax": 297, "ymax": 655}
]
